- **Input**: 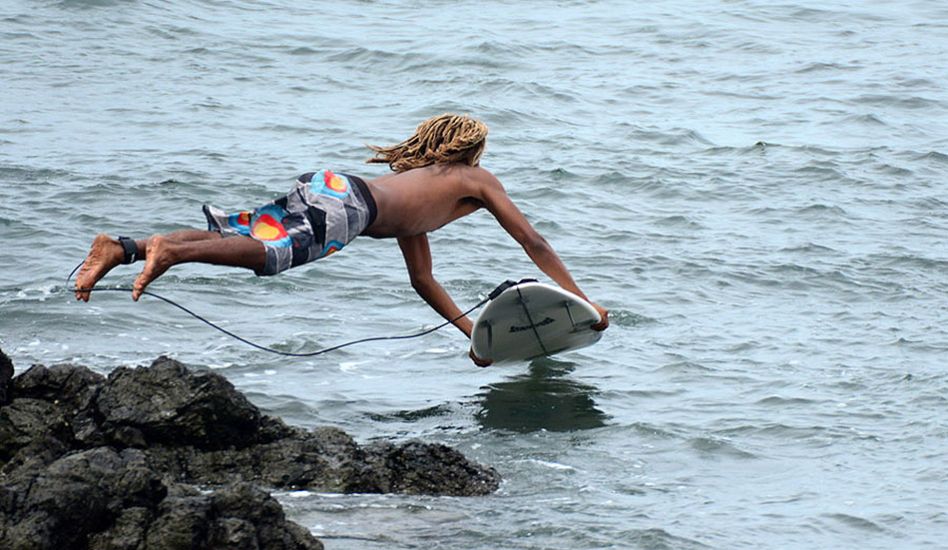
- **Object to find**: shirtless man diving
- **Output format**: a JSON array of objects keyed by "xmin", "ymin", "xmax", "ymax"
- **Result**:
[{"xmin": 74, "ymin": 114, "xmax": 609, "ymax": 365}]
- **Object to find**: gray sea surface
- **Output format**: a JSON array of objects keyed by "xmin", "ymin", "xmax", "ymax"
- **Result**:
[{"xmin": 2, "ymin": 0, "xmax": 948, "ymax": 548}]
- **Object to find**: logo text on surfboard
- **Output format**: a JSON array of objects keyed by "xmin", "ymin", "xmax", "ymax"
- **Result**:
[{"xmin": 509, "ymin": 317, "xmax": 555, "ymax": 333}]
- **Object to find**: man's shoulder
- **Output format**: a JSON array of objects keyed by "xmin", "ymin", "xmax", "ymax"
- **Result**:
[
  {"xmin": 388, "ymin": 164, "xmax": 500, "ymax": 195},
  {"xmin": 421, "ymin": 163, "xmax": 488, "ymax": 175},
  {"xmin": 443, "ymin": 164, "xmax": 497, "ymax": 183},
  {"xmin": 465, "ymin": 165, "xmax": 502, "ymax": 189},
  {"xmin": 411, "ymin": 163, "xmax": 493, "ymax": 185}
]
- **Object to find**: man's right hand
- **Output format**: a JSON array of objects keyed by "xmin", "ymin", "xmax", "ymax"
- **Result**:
[
  {"xmin": 591, "ymin": 303, "xmax": 610, "ymax": 331},
  {"xmin": 469, "ymin": 348, "xmax": 493, "ymax": 367}
]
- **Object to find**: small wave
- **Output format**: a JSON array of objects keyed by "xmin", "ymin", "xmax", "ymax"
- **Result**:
[
  {"xmin": 0, "ymin": 164, "xmax": 61, "ymax": 183},
  {"xmin": 794, "ymin": 163, "xmax": 848, "ymax": 181},
  {"xmin": 629, "ymin": 422, "xmax": 680, "ymax": 439},
  {"xmin": 795, "ymin": 203, "xmax": 848, "ymax": 217},
  {"xmin": 192, "ymin": 99, "xmax": 235, "ymax": 111},
  {"xmin": 703, "ymin": 89, "xmax": 781, "ymax": 101},
  {"xmin": 895, "ymin": 77, "xmax": 939, "ymax": 89},
  {"xmin": 252, "ymin": 123, "xmax": 313, "ymax": 135},
  {"xmin": 916, "ymin": 150, "xmax": 948, "ymax": 163},
  {"xmin": 471, "ymin": 40, "xmax": 552, "ymax": 59},
  {"xmin": 823, "ymin": 513, "xmax": 887, "ymax": 533},
  {"xmin": 700, "ymin": 141, "xmax": 773, "ymax": 156},
  {"xmin": 56, "ymin": 0, "xmax": 124, "ymax": 8},
  {"xmin": 867, "ymin": 253, "xmax": 948, "ymax": 272},
  {"xmin": 909, "ymin": 393, "xmax": 948, "ymax": 406},
  {"xmin": 689, "ymin": 436, "xmax": 757, "ymax": 459},
  {"xmin": 795, "ymin": 62, "xmax": 860, "ymax": 74},
  {"xmin": 537, "ymin": 167, "xmax": 578, "ymax": 181},
  {"xmin": 911, "ymin": 196, "xmax": 947, "ymax": 209},
  {"xmin": 481, "ymin": 79, "xmax": 579, "ymax": 104},
  {"xmin": 595, "ymin": 169, "xmax": 653, "ymax": 189},
  {"xmin": 844, "ymin": 113, "xmax": 888, "ymax": 126},
  {"xmin": 617, "ymin": 528, "xmax": 709, "ymax": 550},
  {"xmin": 715, "ymin": 422, "xmax": 828, "ymax": 440},
  {"xmin": 786, "ymin": 6, "xmax": 841, "ymax": 22},
  {"xmin": 889, "ymin": 337, "xmax": 948, "ymax": 353},
  {"xmin": 872, "ymin": 162, "xmax": 913, "ymax": 176},
  {"xmin": 730, "ymin": 40, "xmax": 782, "ymax": 55},
  {"xmin": 779, "ymin": 242, "xmax": 839, "ymax": 255},
  {"xmin": 143, "ymin": 25, "xmax": 200, "ymax": 40},
  {"xmin": 627, "ymin": 127, "xmax": 713, "ymax": 148},
  {"xmin": 854, "ymin": 94, "xmax": 942, "ymax": 110},
  {"xmin": 652, "ymin": 215, "xmax": 705, "ymax": 230},
  {"xmin": 756, "ymin": 395, "xmax": 820, "ymax": 406},
  {"xmin": 288, "ymin": 46, "xmax": 322, "ymax": 56},
  {"xmin": 603, "ymin": 388, "xmax": 684, "ymax": 400},
  {"xmin": 654, "ymin": 361, "xmax": 714, "ymax": 375},
  {"xmin": 325, "ymin": 46, "xmax": 420, "ymax": 68},
  {"xmin": 1, "ymin": 31, "xmax": 37, "ymax": 41}
]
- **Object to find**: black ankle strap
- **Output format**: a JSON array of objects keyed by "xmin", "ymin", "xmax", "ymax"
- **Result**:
[{"xmin": 117, "ymin": 236, "xmax": 139, "ymax": 264}]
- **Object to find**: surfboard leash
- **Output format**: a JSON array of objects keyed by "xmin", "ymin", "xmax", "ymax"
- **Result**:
[{"xmin": 66, "ymin": 261, "xmax": 520, "ymax": 358}]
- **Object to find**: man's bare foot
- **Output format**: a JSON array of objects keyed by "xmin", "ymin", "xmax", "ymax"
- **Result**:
[
  {"xmin": 75, "ymin": 234, "xmax": 124, "ymax": 302},
  {"xmin": 132, "ymin": 236, "xmax": 176, "ymax": 301}
]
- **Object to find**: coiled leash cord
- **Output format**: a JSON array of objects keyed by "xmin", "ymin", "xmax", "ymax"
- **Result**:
[{"xmin": 67, "ymin": 261, "xmax": 517, "ymax": 357}]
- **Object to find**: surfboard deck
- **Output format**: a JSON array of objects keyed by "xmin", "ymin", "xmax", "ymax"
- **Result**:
[{"xmin": 471, "ymin": 280, "xmax": 602, "ymax": 363}]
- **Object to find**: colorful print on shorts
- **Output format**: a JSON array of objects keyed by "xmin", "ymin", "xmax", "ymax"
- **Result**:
[
  {"xmin": 227, "ymin": 211, "xmax": 253, "ymax": 236},
  {"xmin": 321, "ymin": 240, "xmax": 344, "ymax": 257},
  {"xmin": 250, "ymin": 204, "xmax": 292, "ymax": 248},
  {"xmin": 313, "ymin": 169, "xmax": 350, "ymax": 199}
]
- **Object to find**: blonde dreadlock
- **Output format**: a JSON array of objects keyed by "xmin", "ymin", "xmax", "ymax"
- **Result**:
[{"xmin": 366, "ymin": 113, "xmax": 488, "ymax": 173}]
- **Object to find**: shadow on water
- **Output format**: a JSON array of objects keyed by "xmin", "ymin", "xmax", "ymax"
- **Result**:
[{"xmin": 475, "ymin": 357, "xmax": 609, "ymax": 433}]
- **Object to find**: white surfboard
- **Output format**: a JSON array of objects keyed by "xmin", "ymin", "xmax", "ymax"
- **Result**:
[{"xmin": 471, "ymin": 280, "xmax": 602, "ymax": 363}]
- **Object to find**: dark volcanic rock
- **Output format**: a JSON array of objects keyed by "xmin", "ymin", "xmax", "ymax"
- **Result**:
[
  {"xmin": 0, "ymin": 349, "xmax": 500, "ymax": 549},
  {"xmin": 361, "ymin": 440, "xmax": 503, "ymax": 496},
  {"xmin": 0, "ymin": 347, "xmax": 12, "ymax": 406},
  {"xmin": 0, "ymin": 447, "xmax": 321, "ymax": 550},
  {"xmin": 12, "ymin": 361, "xmax": 104, "ymax": 407},
  {"xmin": 95, "ymin": 356, "xmax": 263, "ymax": 450},
  {"xmin": 142, "ymin": 425, "xmax": 364, "ymax": 491}
]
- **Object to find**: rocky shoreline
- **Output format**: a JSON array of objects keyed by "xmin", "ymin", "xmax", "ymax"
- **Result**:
[{"xmin": 0, "ymin": 349, "xmax": 500, "ymax": 549}]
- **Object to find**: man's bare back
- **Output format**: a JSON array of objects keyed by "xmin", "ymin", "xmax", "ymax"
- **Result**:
[{"xmin": 363, "ymin": 164, "xmax": 490, "ymax": 238}]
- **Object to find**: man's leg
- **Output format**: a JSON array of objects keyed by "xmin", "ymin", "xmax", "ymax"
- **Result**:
[
  {"xmin": 163, "ymin": 229, "xmax": 225, "ymax": 242},
  {"xmin": 74, "ymin": 231, "xmax": 264, "ymax": 302},
  {"xmin": 131, "ymin": 234, "xmax": 265, "ymax": 300}
]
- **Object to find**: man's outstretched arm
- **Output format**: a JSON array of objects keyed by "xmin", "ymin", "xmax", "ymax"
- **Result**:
[
  {"xmin": 397, "ymin": 234, "xmax": 492, "ymax": 366},
  {"xmin": 471, "ymin": 168, "xmax": 609, "ymax": 330},
  {"xmin": 397, "ymin": 234, "xmax": 474, "ymax": 337}
]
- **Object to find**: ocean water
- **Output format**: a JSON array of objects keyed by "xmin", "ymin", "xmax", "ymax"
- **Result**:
[{"xmin": 2, "ymin": 0, "xmax": 948, "ymax": 548}]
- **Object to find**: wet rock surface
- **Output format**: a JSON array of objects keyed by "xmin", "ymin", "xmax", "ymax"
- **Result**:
[
  {"xmin": 0, "ymin": 347, "xmax": 13, "ymax": 406},
  {"xmin": 0, "ymin": 351, "xmax": 500, "ymax": 549}
]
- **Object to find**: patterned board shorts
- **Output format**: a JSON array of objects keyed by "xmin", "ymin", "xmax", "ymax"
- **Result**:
[{"xmin": 203, "ymin": 169, "xmax": 377, "ymax": 275}]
